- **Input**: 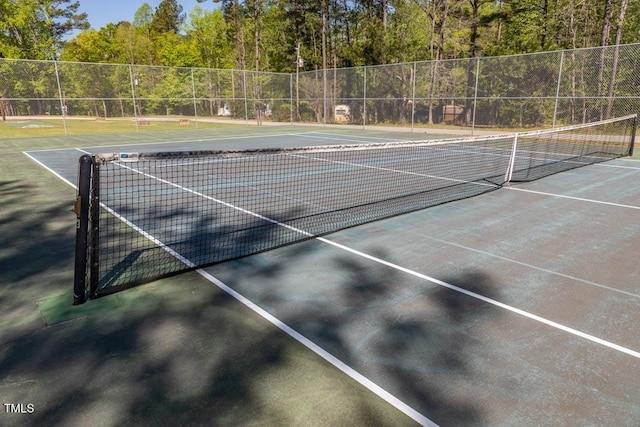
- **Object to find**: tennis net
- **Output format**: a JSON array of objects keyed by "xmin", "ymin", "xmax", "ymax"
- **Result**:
[{"xmin": 73, "ymin": 114, "xmax": 636, "ymax": 304}]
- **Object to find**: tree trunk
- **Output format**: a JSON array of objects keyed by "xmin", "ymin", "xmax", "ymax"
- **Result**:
[
  {"xmin": 465, "ymin": 0, "xmax": 481, "ymax": 125},
  {"xmin": 606, "ymin": 0, "xmax": 628, "ymax": 119},
  {"xmin": 321, "ymin": 0, "xmax": 328, "ymax": 124},
  {"xmin": 423, "ymin": 0, "xmax": 451, "ymax": 125},
  {"xmin": 252, "ymin": 0, "xmax": 260, "ymax": 109},
  {"xmin": 597, "ymin": 0, "xmax": 615, "ymax": 119}
]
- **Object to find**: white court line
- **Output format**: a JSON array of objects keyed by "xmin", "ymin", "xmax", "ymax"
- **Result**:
[
  {"xmin": 103, "ymin": 162, "xmax": 436, "ymax": 426},
  {"xmin": 419, "ymin": 235, "xmax": 640, "ymax": 300},
  {"xmin": 286, "ymin": 152, "xmax": 499, "ymax": 188},
  {"xmin": 197, "ymin": 269, "xmax": 438, "ymax": 427},
  {"xmin": 507, "ymin": 187, "xmax": 640, "ymax": 210},
  {"xmin": 304, "ymin": 132, "xmax": 420, "ymax": 143},
  {"xmin": 22, "ymin": 151, "xmax": 77, "ymax": 188},
  {"xmin": 596, "ymin": 161, "xmax": 640, "ymax": 170},
  {"xmin": 114, "ymin": 157, "xmax": 640, "ymax": 359},
  {"xmin": 301, "ymin": 133, "xmax": 405, "ymax": 144},
  {"xmin": 302, "ymin": 136, "xmax": 633, "ymax": 181},
  {"xmin": 28, "ymin": 149, "xmax": 434, "ymax": 424},
  {"xmin": 114, "ymin": 162, "xmax": 640, "ymax": 363},
  {"xmin": 23, "ymin": 131, "xmax": 321, "ymax": 152},
  {"xmin": 27, "ymin": 147, "xmax": 640, "ymax": 425},
  {"xmin": 312, "ymin": 237, "xmax": 640, "ymax": 360}
]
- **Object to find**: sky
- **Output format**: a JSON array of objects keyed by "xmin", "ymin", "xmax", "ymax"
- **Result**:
[{"xmin": 75, "ymin": 0, "xmax": 216, "ymax": 31}]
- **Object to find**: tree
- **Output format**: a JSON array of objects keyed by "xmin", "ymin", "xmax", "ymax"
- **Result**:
[
  {"xmin": 150, "ymin": 0, "xmax": 185, "ymax": 36},
  {"xmin": 156, "ymin": 32, "xmax": 199, "ymax": 66},
  {"xmin": 0, "ymin": 0, "xmax": 88, "ymax": 59},
  {"xmin": 61, "ymin": 21, "xmax": 155, "ymax": 66},
  {"xmin": 116, "ymin": 21, "xmax": 155, "ymax": 65},
  {"xmin": 378, "ymin": 1, "xmax": 429, "ymax": 64},
  {"xmin": 133, "ymin": 3, "xmax": 154, "ymax": 36},
  {"xmin": 413, "ymin": 0, "xmax": 463, "ymax": 124},
  {"xmin": 606, "ymin": 0, "xmax": 629, "ymax": 118},
  {"xmin": 183, "ymin": 7, "xmax": 232, "ymax": 69},
  {"xmin": 202, "ymin": 0, "xmax": 248, "ymax": 70},
  {"xmin": 60, "ymin": 28, "xmax": 116, "ymax": 63},
  {"xmin": 38, "ymin": 0, "xmax": 640, "ymax": 73},
  {"xmin": 49, "ymin": 0, "xmax": 89, "ymax": 52}
]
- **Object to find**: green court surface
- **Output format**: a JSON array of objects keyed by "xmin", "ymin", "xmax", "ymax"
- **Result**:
[
  {"xmin": 2, "ymin": 123, "xmax": 639, "ymax": 426},
  {"xmin": 3, "ymin": 120, "xmax": 56, "ymax": 128},
  {"xmin": 1, "ymin": 125, "xmax": 446, "ymax": 427}
]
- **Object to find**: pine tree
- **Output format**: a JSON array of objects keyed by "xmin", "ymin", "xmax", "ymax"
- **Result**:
[{"xmin": 150, "ymin": 0, "xmax": 185, "ymax": 36}]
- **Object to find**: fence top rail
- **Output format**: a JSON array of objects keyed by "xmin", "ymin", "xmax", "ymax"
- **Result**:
[{"xmin": 2, "ymin": 42, "xmax": 640, "ymax": 76}]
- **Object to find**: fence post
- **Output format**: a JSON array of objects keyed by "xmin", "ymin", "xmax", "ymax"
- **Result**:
[
  {"xmin": 290, "ymin": 73, "xmax": 294, "ymax": 124},
  {"xmin": 191, "ymin": 68, "xmax": 199, "ymax": 129},
  {"xmin": 363, "ymin": 67, "xmax": 367, "ymax": 129},
  {"xmin": 323, "ymin": 67, "xmax": 327, "ymax": 125},
  {"xmin": 243, "ymin": 69, "xmax": 249, "ymax": 122},
  {"xmin": 553, "ymin": 51, "xmax": 564, "ymax": 128},
  {"xmin": 411, "ymin": 62, "xmax": 417, "ymax": 132},
  {"xmin": 471, "ymin": 57, "xmax": 480, "ymax": 135},
  {"xmin": 129, "ymin": 65, "xmax": 139, "ymax": 132},
  {"xmin": 53, "ymin": 61, "xmax": 68, "ymax": 135}
]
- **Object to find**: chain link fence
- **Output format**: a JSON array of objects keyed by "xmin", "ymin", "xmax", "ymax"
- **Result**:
[{"xmin": 1, "ymin": 44, "xmax": 639, "ymax": 134}]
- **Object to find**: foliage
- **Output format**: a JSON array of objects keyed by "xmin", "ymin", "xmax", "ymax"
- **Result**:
[
  {"xmin": 0, "ymin": 0, "xmax": 88, "ymax": 59},
  {"xmin": 2, "ymin": 0, "xmax": 639, "ymax": 75},
  {"xmin": 150, "ymin": 0, "xmax": 185, "ymax": 36}
]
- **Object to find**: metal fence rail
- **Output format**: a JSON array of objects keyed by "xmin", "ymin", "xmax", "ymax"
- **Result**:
[{"xmin": 1, "ymin": 44, "xmax": 639, "ymax": 134}]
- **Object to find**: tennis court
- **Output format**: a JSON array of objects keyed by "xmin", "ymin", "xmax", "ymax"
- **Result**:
[{"xmin": 21, "ymin": 122, "xmax": 640, "ymax": 425}]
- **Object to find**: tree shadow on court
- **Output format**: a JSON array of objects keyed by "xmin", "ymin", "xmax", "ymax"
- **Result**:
[
  {"xmin": 277, "ymin": 250, "xmax": 505, "ymax": 425},
  {"xmin": 204, "ymin": 240, "xmax": 505, "ymax": 425},
  {"xmin": 0, "ymin": 178, "xmax": 76, "ymax": 322},
  {"xmin": 373, "ymin": 269, "xmax": 503, "ymax": 424},
  {"xmin": 1, "ymin": 155, "xmax": 503, "ymax": 426},
  {"xmin": 94, "ymin": 204, "xmax": 321, "ymax": 295},
  {"xmin": 1, "ymin": 277, "xmax": 411, "ymax": 426},
  {"xmin": 1, "ymin": 174, "xmax": 409, "ymax": 426}
]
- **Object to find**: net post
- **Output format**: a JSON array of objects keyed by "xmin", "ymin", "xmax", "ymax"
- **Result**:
[
  {"xmin": 89, "ymin": 160, "xmax": 101, "ymax": 299},
  {"xmin": 73, "ymin": 154, "xmax": 93, "ymax": 305},
  {"xmin": 505, "ymin": 133, "xmax": 519, "ymax": 184}
]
